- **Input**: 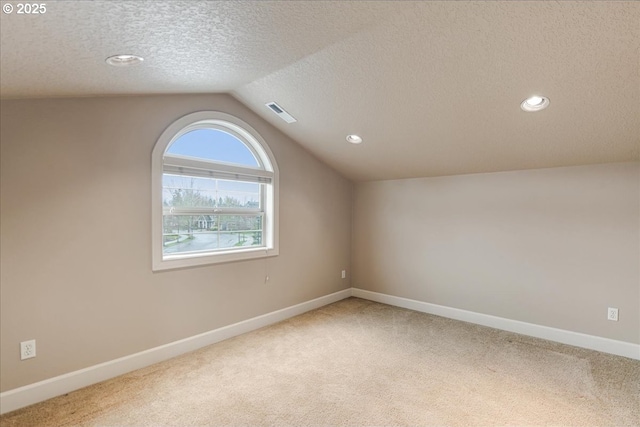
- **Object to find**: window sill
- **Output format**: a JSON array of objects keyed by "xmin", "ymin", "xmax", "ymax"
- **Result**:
[{"xmin": 152, "ymin": 247, "xmax": 278, "ymax": 271}]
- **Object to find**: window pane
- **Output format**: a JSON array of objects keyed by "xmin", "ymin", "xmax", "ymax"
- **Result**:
[
  {"xmin": 163, "ymin": 174, "xmax": 261, "ymax": 209},
  {"xmin": 167, "ymin": 129, "xmax": 259, "ymax": 167},
  {"xmin": 163, "ymin": 215, "xmax": 263, "ymax": 255}
]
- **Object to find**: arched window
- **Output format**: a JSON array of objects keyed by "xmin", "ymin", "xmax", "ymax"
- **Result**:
[{"xmin": 152, "ymin": 111, "xmax": 278, "ymax": 270}]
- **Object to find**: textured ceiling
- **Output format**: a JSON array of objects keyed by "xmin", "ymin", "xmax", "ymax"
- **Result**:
[{"xmin": 1, "ymin": 1, "xmax": 638, "ymax": 181}]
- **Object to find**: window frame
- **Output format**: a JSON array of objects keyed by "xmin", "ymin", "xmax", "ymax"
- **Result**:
[{"xmin": 152, "ymin": 111, "xmax": 279, "ymax": 271}]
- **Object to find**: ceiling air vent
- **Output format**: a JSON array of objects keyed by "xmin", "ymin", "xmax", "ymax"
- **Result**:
[{"xmin": 265, "ymin": 102, "xmax": 297, "ymax": 124}]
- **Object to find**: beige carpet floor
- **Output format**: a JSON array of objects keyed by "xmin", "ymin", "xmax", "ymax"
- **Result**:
[{"xmin": 1, "ymin": 297, "xmax": 639, "ymax": 426}]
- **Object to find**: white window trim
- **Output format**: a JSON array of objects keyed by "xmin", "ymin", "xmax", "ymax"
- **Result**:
[{"xmin": 152, "ymin": 111, "xmax": 279, "ymax": 271}]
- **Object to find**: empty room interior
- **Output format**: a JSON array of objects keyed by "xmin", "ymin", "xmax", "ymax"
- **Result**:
[{"xmin": 0, "ymin": 1, "xmax": 639, "ymax": 426}]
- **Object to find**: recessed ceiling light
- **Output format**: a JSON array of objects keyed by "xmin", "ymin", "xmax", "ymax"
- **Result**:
[
  {"xmin": 105, "ymin": 54, "xmax": 144, "ymax": 67},
  {"xmin": 521, "ymin": 95, "xmax": 550, "ymax": 112},
  {"xmin": 346, "ymin": 134, "xmax": 363, "ymax": 144}
]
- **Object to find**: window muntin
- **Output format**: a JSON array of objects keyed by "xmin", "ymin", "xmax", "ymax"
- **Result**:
[{"xmin": 152, "ymin": 112, "xmax": 278, "ymax": 271}]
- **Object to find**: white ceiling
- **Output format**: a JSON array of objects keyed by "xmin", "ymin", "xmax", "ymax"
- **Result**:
[{"xmin": 1, "ymin": 1, "xmax": 638, "ymax": 181}]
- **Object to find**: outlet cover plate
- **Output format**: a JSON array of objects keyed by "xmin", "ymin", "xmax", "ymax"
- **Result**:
[
  {"xmin": 607, "ymin": 307, "xmax": 619, "ymax": 322},
  {"xmin": 20, "ymin": 340, "xmax": 36, "ymax": 360}
]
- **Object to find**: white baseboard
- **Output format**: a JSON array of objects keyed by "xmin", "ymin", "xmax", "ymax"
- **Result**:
[
  {"xmin": 352, "ymin": 288, "xmax": 640, "ymax": 361},
  {"xmin": 0, "ymin": 288, "xmax": 352, "ymax": 415},
  {"xmin": 3, "ymin": 287, "xmax": 638, "ymax": 415}
]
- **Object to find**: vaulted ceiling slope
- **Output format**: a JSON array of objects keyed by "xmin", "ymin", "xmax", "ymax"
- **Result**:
[{"xmin": 1, "ymin": 1, "xmax": 638, "ymax": 181}]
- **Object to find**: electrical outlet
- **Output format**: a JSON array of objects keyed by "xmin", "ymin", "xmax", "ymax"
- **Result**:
[
  {"xmin": 607, "ymin": 307, "xmax": 619, "ymax": 322},
  {"xmin": 20, "ymin": 340, "xmax": 36, "ymax": 360},
  {"xmin": 341, "ymin": 270, "xmax": 346, "ymax": 279}
]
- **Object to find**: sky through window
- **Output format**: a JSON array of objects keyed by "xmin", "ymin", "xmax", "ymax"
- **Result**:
[{"xmin": 166, "ymin": 128, "xmax": 259, "ymax": 167}]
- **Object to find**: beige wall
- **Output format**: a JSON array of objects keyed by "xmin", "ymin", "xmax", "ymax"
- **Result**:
[
  {"xmin": 0, "ymin": 94, "xmax": 352, "ymax": 392},
  {"xmin": 353, "ymin": 163, "xmax": 640, "ymax": 344}
]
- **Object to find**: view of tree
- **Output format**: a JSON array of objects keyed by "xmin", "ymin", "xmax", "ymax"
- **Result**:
[
  {"xmin": 163, "ymin": 178, "xmax": 214, "ymax": 208},
  {"xmin": 163, "ymin": 178, "xmax": 256, "ymax": 209}
]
